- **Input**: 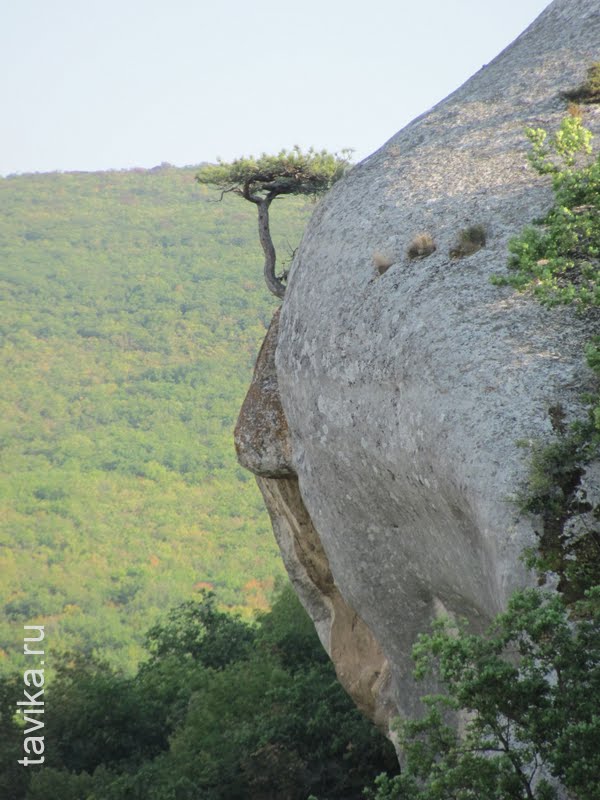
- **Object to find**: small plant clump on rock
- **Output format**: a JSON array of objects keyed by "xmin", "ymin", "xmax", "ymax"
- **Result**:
[
  {"xmin": 563, "ymin": 61, "xmax": 600, "ymax": 105},
  {"xmin": 373, "ymin": 251, "xmax": 394, "ymax": 275},
  {"xmin": 407, "ymin": 233, "xmax": 436, "ymax": 260},
  {"xmin": 449, "ymin": 223, "xmax": 487, "ymax": 259}
]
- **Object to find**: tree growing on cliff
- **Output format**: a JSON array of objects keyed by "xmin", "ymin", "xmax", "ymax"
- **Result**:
[{"xmin": 196, "ymin": 147, "xmax": 352, "ymax": 298}]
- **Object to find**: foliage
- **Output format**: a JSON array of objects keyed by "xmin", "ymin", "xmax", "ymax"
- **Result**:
[
  {"xmin": 0, "ymin": 165, "xmax": 316, "ymax": 674},
  {"xmin": 491, "ymin": 115, "xmax": 600, "ymax": 600},
  {"xmin": 2, "ymin": 585, "xmax": 396, "ymax": 800},
  {"xmin": 196, "ymin": 147, "xmax": 352, "ymax": 298},
  {"xmin": 41, "ymin": 655, "xmax": 168, "ymax": 775},
  {"xmin": 366, "ymin": 588, "xmax": 600, "ymax": 800},
  {"xmin": 0, "ymin": 673, "xmax": 29, "ymax": 800},
  {"xmin": 254, "ymin": 582, "xmax": 329, "ymax": 671},
  {"xmin": 144, "ymin": 589, "xmax": 255, "ymax": 668},
  {"xmin": 196, "ymin": 146, "xmax": 352, "ymax": 201},
  {"xmin": 492, "ymin": 115, "xmax": 599, "ymax": 307},
  {"xmin": 517, "ymin": 405, "xmax": 600, "ymax": 602},
  {"xmin": 525, "ymin": 114, "xmax": 593, "ymax": 175},
  {"xmin": 26, "ymin": 769, "xmax": 94, "ymax": 800}
]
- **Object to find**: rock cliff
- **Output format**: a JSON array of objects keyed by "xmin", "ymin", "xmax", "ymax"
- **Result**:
[{"xmin": 236, "ymin": 0, "xmax": 600, "ymax": 737}]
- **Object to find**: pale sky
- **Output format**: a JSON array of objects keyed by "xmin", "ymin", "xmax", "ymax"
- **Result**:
[{"xmin": 2, "ymin": 0, "xmax": 551, "ymax": 175}]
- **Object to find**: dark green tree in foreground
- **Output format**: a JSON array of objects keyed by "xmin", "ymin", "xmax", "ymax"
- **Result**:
[
  {"xmin": 196, "ymin": 147, "xmax": 352, "ymax": 298},
  {"xmin": 9, "ymin": 585, "xmax": 396, "ymax": 800},
  {"xmin": 367, "ymin": 588, "xmax": 600, "ymax": 800}
]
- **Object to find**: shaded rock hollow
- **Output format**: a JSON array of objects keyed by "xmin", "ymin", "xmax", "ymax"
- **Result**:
[{"xmin": 236, "ymin": 0, "xmax": 600, "ymax": 736}]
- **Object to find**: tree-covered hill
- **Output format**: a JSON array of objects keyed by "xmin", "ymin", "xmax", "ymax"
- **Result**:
[{"xmin": 0, "ymin": 165, "xmax": 313, "ymax": 673}]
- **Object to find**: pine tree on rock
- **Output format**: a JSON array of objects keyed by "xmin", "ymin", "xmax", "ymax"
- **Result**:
[{"xmin": 196, "ymin": 147, "xmax": 352, "ymax": 298}]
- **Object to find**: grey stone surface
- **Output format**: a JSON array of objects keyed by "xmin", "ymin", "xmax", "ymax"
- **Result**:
[
  {"xmin": 235, "ymin": 309, "xmax": 399, "ymax": 731},
  {"xmin": 276, "ymin": 0, "xmax": 600, "ymax": 718}
]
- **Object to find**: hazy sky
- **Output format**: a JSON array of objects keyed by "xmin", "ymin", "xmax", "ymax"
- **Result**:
[{"xmin": 2, "ymin": 0, "xmax": 551, "ymax": 175}]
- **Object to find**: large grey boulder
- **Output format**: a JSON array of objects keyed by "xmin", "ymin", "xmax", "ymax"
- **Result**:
[{"xmin": 272, "ymin": 0, "xmax": 600, "ymax": 724}]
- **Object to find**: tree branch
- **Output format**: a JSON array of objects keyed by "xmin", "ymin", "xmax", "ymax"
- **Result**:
[{"xmin": 214, "ymin": 186, "xmax": 239, "ymax": 202}]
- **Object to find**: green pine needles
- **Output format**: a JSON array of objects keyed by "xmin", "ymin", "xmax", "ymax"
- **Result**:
[{"xmin": 197, "ymin": 147, "xmax": 352, "ymax": 200}]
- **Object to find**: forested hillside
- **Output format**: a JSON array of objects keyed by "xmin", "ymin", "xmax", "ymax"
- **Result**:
[{"xmin": 0, "ymin": 165, "xmax": 313, "ymax": 673}]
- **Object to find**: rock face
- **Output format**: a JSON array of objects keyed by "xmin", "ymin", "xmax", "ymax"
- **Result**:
[
  {"xmin": 237, "ymin": 0, "xmax": 600, "ymax": 735},
  {"xmin": 236, "ymin": 312, "xmax": 397, "ymax": 729},
  {"xmin": 235, "ymin": 309, "xmax": 293, "ymax": 479}
]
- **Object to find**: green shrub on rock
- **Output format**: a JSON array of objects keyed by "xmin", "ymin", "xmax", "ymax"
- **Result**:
[
  {"xmin": 365, "ymin": 589, "xmax": 600, "ymax": 800},
  {"xmin": 492, "ymin": 113, "xmax": 600, "ymax": 601},
  {"xmin": 493, "ymin": 115, "xmax": 600, "ymax": 307}
]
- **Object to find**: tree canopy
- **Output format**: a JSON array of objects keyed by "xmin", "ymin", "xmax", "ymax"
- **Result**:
[
  {"xmin": 8, "ymin": 585, "xmax": 396, "ymax": 800},
  {"xmin": 0, "ymin": 165, "xmax": 310, "ymax": 676},
  {"xmin": 196, "ymin": 147, "xmax": 352, "ymax": 298}
]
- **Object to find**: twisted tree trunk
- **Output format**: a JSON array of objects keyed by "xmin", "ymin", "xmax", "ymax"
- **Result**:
[{"xmin": 256, "ymin": 198, "xmax": 286, "ymax": 299}]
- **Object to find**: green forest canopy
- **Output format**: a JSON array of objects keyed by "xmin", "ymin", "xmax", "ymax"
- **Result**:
[
  {"xmin": 0, "ymin": 586, "xmax": 397, "ymax": 800},
  {"xmin": 0, "ymin": 164, "xmax": 313, "ymax": 674}
]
